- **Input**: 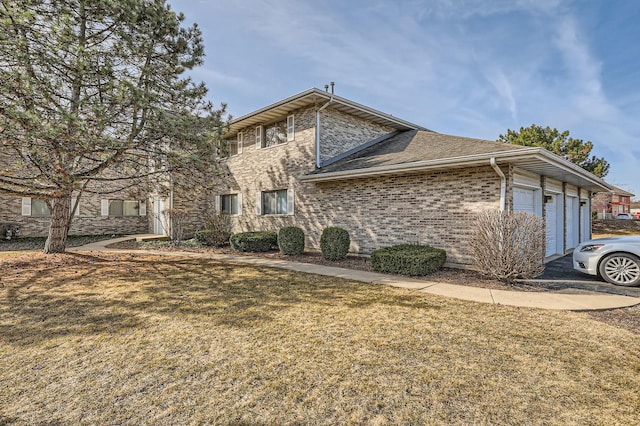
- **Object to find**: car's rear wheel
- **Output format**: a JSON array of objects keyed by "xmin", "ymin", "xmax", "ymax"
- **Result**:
[{"xmin": 598, "ymin": 253, "xmax": 640, "ymax": 287}]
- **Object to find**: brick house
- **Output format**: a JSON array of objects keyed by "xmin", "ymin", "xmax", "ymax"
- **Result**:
[
  {"xmin": 1, "ymin": 87, "xmax": 614, "ymax": 266},
  {"xmin": 204, "ymin": 88, "xmax": 612, "ymax": 266},
  {"xmin": 592, "ymin": 187, "xmax": 634, "ymax": 219},
  {"xmin": 0, "ymin": 144, "xmax": 151, "ymax": 238}
]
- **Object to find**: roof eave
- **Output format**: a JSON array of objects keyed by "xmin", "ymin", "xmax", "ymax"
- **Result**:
[
  {"xmin": 226, "ymin": 88, "xmax": 426, "ymax": 136},
  {"xmin": 300, "ymin": 148, "xmax": 611, "ymax": 193}
]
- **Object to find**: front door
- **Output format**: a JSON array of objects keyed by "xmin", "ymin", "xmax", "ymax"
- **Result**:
[{"xmin": 153, "ymin": 197, "xmax": 166, "ymax": 235}]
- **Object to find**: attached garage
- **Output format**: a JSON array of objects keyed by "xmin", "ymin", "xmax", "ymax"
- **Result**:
[
  {"xmin": 513, "ymin": 187, "xmax": 536, "ymax": 214},
  {"xmin": 565, "ymin": 186, "xmax": 580, "ymax": 250},
  {"xmin": 513, "ymin": 172, "xmax": 542, "ymax": 216}
]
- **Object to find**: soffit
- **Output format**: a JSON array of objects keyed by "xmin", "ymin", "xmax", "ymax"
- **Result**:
[{"xmin": 225, "ymin": 88, "xmax": 425, "ymax": 137}]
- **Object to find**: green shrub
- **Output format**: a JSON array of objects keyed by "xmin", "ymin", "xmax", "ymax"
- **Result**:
[
  {"xmin": 320, "ymin": 227, "xmax": 350, "ymax": 260},
  {"xmin": 229, "ymin": 231, "xmax": 277, "ymax": 252},
  {"xmin": 371, "ymin": 244, "xmax": 446, "ymax": 276},
  {"xmin": 278, "ymin": 226, "xmax": 305, "ymax": 255},
  {"xmin": 194, "ymin": 213, "xmax": 232, "ymax": 247}
]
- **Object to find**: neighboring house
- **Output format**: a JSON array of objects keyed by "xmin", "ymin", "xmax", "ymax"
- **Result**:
[
  {"xmin": 592, "ymin": 187, "xmax": 634, "ymax": 219},
  {"xmin": 0, "ymin": 145, "xmax": 152, "ymax": 238},
  {"xmin": 202, "ymin": 87, "xmax": 612, "ymax": 266}
]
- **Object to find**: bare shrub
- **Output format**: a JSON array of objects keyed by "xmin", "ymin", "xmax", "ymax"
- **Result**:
[
  {"xmin": 470, "ymin": 210, "xmax": 545, "ymax": 282},
  {"xmin": 161, "ymin": 208, "xmax": 189, "ymax": 244},
  {"xmin": 195, "ymin": 213, "xmax": 232, "ymax": 247}
]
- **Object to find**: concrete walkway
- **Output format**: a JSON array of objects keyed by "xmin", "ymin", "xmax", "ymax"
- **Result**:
[{"xmin": 70, "ymin": 235, "xmax": 640, "ymax": 311}]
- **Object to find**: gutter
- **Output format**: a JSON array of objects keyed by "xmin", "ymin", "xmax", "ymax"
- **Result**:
[
  {"xmin": 316, "ymin": 95, "xmax": 333, "ymax": 168},
  {"xmin": 490, "ymin": 157, "xmax": 506, "ymax": 211},
  {"xmin": 300, "ymin": 148, "xmax": 610, "ymax": 193}
]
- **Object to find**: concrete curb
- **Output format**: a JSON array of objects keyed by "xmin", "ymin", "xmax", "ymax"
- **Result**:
[{"xmin": 69, "ymin": 235, "xmax": 640, "ymax": 311}]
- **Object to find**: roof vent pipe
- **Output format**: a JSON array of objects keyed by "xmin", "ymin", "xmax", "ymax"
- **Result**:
[{"xmin": 316, "ymin": 84, "xmax": 334, "ymax": 168}]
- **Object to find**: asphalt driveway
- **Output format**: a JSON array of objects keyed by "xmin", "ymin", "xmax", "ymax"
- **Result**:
[{"xmin": 522, "ymin": 254, "xmax": 640, "ymax": 298}]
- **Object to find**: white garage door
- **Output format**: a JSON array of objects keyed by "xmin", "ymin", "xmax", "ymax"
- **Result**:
[
  {"xmin": 545, "ymin": 194, "xmax": 557, "ymax": 257},
  {"xmin": 513, "ymin": 188, "xmax": 536, "ymax": 214},
  {"xmin": 566, "ymin": 196, "xmax": 579, "ymax": 249}
]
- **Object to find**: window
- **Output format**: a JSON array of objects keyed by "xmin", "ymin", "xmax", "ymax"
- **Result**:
[
  {"xmin": 21, "ymin": 197, "xmax": 80, "ymax": 217},
  {"xmin": 102, "ymin": 200, "xmax": 145, "ymax": 216},
  {"xmin": 257, "ymin": 115, "xmax": 294, "ymax": 148},
  {"xmin": 261, "ymin": 189, "xmax": 290, "ymax": 215},
  {"xmin": 221, "ymin": 194, "xmax": 239, "ymax": 215},
  {"xmin": 216, "ymin": 193, "xmax": 242, "ymax": 216},
  {"xmin": 31, "ymin": 199, "xmax": 51, "ymax": 217},
  {"xmin": 221, "ymin": 132, "xmax": 242, "ymax": 157}
]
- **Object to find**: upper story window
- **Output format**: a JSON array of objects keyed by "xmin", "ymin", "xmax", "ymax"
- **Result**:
[
  {"xmin": 221, "ymin": 132, "xmax": 243, "ymax": 158},
  {"xmin": 256, "ymin": 115, "xmax": 294, "ymax": 149}
]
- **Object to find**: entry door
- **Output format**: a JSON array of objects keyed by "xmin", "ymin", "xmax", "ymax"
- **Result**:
[{"xmin": 153, "ymin": 197, "xmax": 166, "ymax": 235}]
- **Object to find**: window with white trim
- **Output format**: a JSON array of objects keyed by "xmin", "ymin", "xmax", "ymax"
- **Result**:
[
  {"xmin": 215, "ymin": 193, "xmax": 242, "ymax": 216},
  {"xmin": 256, "ymin": 115, "xmax": 294, "ymax": 149},
  {"xmin": 21, "ymin": 197, "xmax": 81, "ymax": 217},
  {"xmin": 221, "ymin": 132, "xmax": 243, "ymax": 157},
  {"xmin": 101, "ymin": 199, "xmax": 146, "ymax": 217},
  {"xmin": 31, "ymin": 199, "xmax": 51, "ymax": 217},
  {"xmin": 258, "ymin": 189, "xmax": 294, "ymax": 215}
]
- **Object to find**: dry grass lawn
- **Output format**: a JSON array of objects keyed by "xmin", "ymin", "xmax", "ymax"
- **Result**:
[{"xmin": 0, "ymin": 252, "xmax": 639, "ymax": 425}]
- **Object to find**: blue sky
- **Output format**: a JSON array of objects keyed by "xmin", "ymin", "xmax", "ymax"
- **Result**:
[{"xmin": 170, "ymin": 0, "xmax": 640, "ymax": 198}]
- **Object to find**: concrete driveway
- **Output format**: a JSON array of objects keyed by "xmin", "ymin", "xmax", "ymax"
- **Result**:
[{"xmin": 522, "ymin": 254, "xmax": 640, "ymax": 298}]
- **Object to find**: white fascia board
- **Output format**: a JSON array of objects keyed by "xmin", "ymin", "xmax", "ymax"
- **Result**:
[
  {"xmin": 300, "ymin": 148, "xmax": 611, "ymax": 192},
  {"xmin": 300, "ymin": 149, "xmax": 535, "ymax": 182},
  {"xmin": 228, "ymin": 88, "xmax": 426, "ymax": 133}
]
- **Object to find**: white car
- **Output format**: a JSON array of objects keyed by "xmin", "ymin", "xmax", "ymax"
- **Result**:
[{"xmin": 573, "ymin": 236, "xmax": 640, "ymax": 287}]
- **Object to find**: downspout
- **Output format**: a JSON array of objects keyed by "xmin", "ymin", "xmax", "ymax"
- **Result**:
[
  {"xmin": 316, "ymin": 95, "xmax": 333, "ymax": 168},
  {"xmin": 490, "ymin": 157, "xmax": 506, "ymax": 212}
]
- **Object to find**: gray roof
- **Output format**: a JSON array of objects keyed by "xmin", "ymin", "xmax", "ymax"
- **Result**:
[
  {"xmin": 314, "ymin": 130, "xmax": 529, "ymax": 174},
  {"xmin": 225, "ymin": 88, "xmax": 427, "ymax": 138},
  {"xmin": 302, "ymin": 130, "xmax": 612, "ymax": 193}
]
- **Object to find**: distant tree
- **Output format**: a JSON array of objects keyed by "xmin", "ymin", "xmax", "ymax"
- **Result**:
[
  {"xmin": 498, "ymin": 125, "xmax": 609, "ymax": 178},
  {"xmin": 0, "ymin": 0, "xmax": 227, "ymax": 253},
  {"xmin": 591, "ymin": 192, "xmax": 610, "ymax": 219}
]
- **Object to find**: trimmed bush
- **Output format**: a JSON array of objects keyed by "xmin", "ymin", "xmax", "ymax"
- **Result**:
[
  {"xmin": 194, "ymin": 213, "xmax": 232, "ymax": 247},
  {"xmin": 371, "ymin": 244, "xmax": 446, "ymax": 276},
  {"xmin": 229, "ymin": 231, "xmax": 277, "ymax": 252},
  {"xmin": 320, "ymin": 227, "xmax": 350, "ymax": 260},
  {"xmin": 278, "ymin": 226, "xmax": 305, "ymax": 255}
]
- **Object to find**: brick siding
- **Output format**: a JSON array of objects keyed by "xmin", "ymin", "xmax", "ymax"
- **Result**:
[{"xmin": 200, "ymin": 104, "xmax": 502, "ymax": 265}]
